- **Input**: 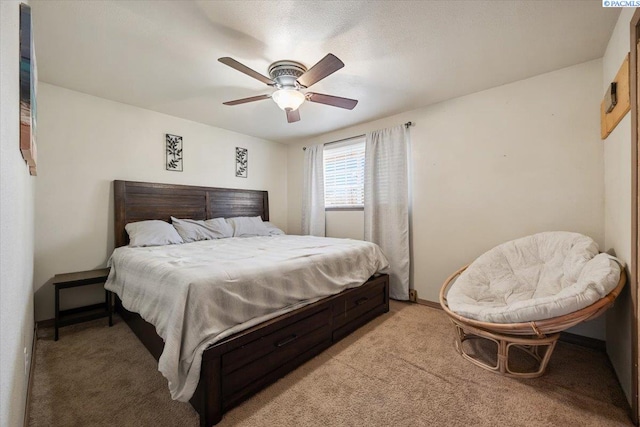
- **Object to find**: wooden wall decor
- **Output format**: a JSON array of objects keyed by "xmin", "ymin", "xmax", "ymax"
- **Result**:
[{"xmin": 601, "ymin": 53, "xmax": 630, "ymax": 139}]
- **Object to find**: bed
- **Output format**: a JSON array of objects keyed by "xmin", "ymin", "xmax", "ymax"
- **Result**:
[{"xmin": 110, "ymin": 180, "xmax": 390, "ymax": 426}]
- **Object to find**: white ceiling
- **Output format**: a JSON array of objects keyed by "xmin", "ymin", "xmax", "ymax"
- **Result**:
[{"xmin": 31, "ymin": 1, "xmax": 619, "ymax": 143}]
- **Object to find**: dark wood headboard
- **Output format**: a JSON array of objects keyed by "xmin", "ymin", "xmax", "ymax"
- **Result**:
[{"xmin": 114, "ymin": 180, "xmax": 269, "ymax": 247}]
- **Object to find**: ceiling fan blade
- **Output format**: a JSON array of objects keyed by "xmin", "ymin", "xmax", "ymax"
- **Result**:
[
  {"xmin": 296, "ymin": 54, "xmax": 344, "ymax": 88},
  {"xmin": 218, "ymin": 57, "xmax": 275, "ymax": 85},
  {"xmin": 286, "ymin": 108, "xmax": 300, "ymax": 123},
  {"xmin": 223, "ymin": 94, "xmax": 271, "ymax": 106},
  {"xmin": 306, "ymin": 92, "xmax": 358, "ymax": 110}
]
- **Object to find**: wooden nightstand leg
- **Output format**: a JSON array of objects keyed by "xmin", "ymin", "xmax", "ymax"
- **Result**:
[
  {"xmin": 54, "ymin": 286, "xmax": 60, "ymax": 341},
  {"xmin": 106, "ymin": 290, "xmax": 113, "ymax": 327}
]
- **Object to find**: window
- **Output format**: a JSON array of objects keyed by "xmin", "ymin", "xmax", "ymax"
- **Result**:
[{"xmin": 323, "ymin": 138, "xmax": 365, "ymax": 209}]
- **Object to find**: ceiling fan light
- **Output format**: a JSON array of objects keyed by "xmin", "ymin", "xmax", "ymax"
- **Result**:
[{"xmin": 272, "ymin": 89, "xmax": 305, "ymax": 111}]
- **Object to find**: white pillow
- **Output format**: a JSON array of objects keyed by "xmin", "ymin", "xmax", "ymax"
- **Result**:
[
  {"xmin": 125, "ymin": 220, "xmax": 184, "ymax": 247},
  {"xmin": 226, "ymin": 216, "xmax": 270, "ymax": 237},
  {"xmin": 171, "ymin": 217, "xmax": 234, "ymax": 243},
  {"xmin": 263, "ymin": 221, "xmax": 285, "ymax": 235},
  {"xmin": 204, "ymin": 218, "xmax": 234, "ymax": 238}
]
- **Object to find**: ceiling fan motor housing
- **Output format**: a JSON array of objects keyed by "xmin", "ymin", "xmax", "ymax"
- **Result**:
[{"xmin": 268, "ymin": 60, "xmax": 307, "ymax": 89}]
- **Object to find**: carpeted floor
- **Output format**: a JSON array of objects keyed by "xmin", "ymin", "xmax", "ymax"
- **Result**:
[{"xmin": 29, "ymin": 301, "xmax": 632, "ymax": 426}]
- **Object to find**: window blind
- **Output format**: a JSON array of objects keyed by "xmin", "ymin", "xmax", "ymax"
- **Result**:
[{"xmin": 323, "ymin": 138, "xmax": 365, "ymax": 208}]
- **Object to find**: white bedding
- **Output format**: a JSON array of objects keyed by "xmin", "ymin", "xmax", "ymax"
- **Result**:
[
  {"xmin": 105, "ymin": 235, "xmax": 389, "ymax": 402},
  {"xmin": 446, "ymin": 232, "xmax": 622, "ymax": 324}
]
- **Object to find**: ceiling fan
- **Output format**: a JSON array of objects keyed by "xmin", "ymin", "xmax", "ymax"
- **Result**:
[{"xmin": 218, "ymin": 54, "xmax": 358, "ymax": 123}]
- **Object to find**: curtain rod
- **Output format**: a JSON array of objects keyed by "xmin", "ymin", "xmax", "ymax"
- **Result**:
[{"xmin": 303, "ymin": 121, "xmax": 413, "ymax": 151}]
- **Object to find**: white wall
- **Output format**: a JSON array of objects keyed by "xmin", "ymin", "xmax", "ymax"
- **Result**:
[
  {"xmin": 326, "ymin": 211, "xmax": 364, "ymax": 240},
  {"xmin": 0, "ymin": 1, "xmax": 36, "ymax": 426},
  {"xmin": 34, "ymin": 83, "xmax": 288, "ymax": 321},
  {"xmin": 603, "ymin": 7, "xmax": 635, "ymax": 408},
  {"xmin": 289, "ymin": 59, "xmax": 606, "ymax": 337}
]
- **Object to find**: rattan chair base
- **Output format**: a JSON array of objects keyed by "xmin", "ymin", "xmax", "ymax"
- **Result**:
[{"xmin": 451, "ymin": 318, "xmax": 560, "ymax": 378}]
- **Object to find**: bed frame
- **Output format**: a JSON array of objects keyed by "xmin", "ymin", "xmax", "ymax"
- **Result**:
[{"xmin": 113, "ymin": 180, "xmax": 390, "ymax": 426}]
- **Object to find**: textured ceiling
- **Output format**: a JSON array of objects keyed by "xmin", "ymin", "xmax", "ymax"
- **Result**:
[{"xmin": 30, "ymin": 1, "xmax": 619, "ymax": 143}]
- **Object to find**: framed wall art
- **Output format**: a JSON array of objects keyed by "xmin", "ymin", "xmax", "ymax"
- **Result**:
[
  {"xmin": 236, "ymin": 147, "xmax": 248, "ymax": 178},
  {"xmin": 166, "ymin": 134, "xmax": 183, "ymax": 171},
  {"xmin": 20, "ymin": 3, "xmax": 37, "ymax": 176}
]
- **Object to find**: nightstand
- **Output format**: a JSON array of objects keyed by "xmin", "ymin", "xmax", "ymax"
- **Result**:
[{"xmin": 52, "ymin": 267, "xmax": 112, "ymax": 341}]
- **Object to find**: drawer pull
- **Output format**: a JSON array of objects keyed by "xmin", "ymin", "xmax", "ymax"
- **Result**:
[
  {"xmin": 275, "ymin": 334, "xmax": 298, "ymax": 348},
  {"xmin": 355, "ymin": 297, "xmax": 369, "ymax": 305}
]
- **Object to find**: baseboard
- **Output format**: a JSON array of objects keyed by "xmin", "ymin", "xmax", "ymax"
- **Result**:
[
  {"xmin": 23, "ymin": 323, "xmax": 37, "ymax": 427},
  {"xmin": 416, "ymin": 298, "xmax": 442, "ymax": 310},
  {"xmin": 558, "ymin": 331, "xmax": 606, "ymax": 352}
]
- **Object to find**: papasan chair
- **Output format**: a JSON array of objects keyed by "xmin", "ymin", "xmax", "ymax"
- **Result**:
[{"xmin": 439, "ymin": 231, "xmax": 626, "ymax": 378}]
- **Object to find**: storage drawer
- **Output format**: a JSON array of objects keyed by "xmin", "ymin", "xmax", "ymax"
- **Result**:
[
  {"xmin": 334, "ymin": 277, "xmax": 388, "ymax": 341},
  {"xmin": 221, "ymin": 307, "xmax": 332, "ymax": 396},
  {"xmin": 332, "ymin": 277, "xmax": 386, "ymax": 326}
]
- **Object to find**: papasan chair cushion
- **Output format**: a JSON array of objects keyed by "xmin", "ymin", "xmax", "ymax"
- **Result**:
[{"xmin": 446, "ymin": 231, "xmax": 622, "ymax": 323}]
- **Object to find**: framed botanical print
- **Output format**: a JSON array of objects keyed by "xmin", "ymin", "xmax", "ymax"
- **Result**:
[
  {"xmin": 236, "ymin": 147, "xmax": 248, "ymax": 178},
  {"xmin": 166, "ymin": 134, "xmax": 183, "ymax": 171}
]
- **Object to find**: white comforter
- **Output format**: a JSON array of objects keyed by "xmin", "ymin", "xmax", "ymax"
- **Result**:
[
  {"xmin": 105, "ymin": 235, "xmax": 389, "ymax": 402},
  {"xmin": 446, "ymin": 232, "xmax": 622, "ymax": 323}
]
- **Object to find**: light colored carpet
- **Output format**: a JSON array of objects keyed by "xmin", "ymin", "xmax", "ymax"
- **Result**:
[{"xmin": 29, "ymin": 302, "xmax": 631, "ymax": 426}]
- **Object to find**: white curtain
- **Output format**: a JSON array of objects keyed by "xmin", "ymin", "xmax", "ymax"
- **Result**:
[
  {"xmin": 302, "ymin": 144, "xmax": 325, "ymax": 236},
  {"xmin": 364, "ymin": 125, "xmax": 410, "ymax": 300}
]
